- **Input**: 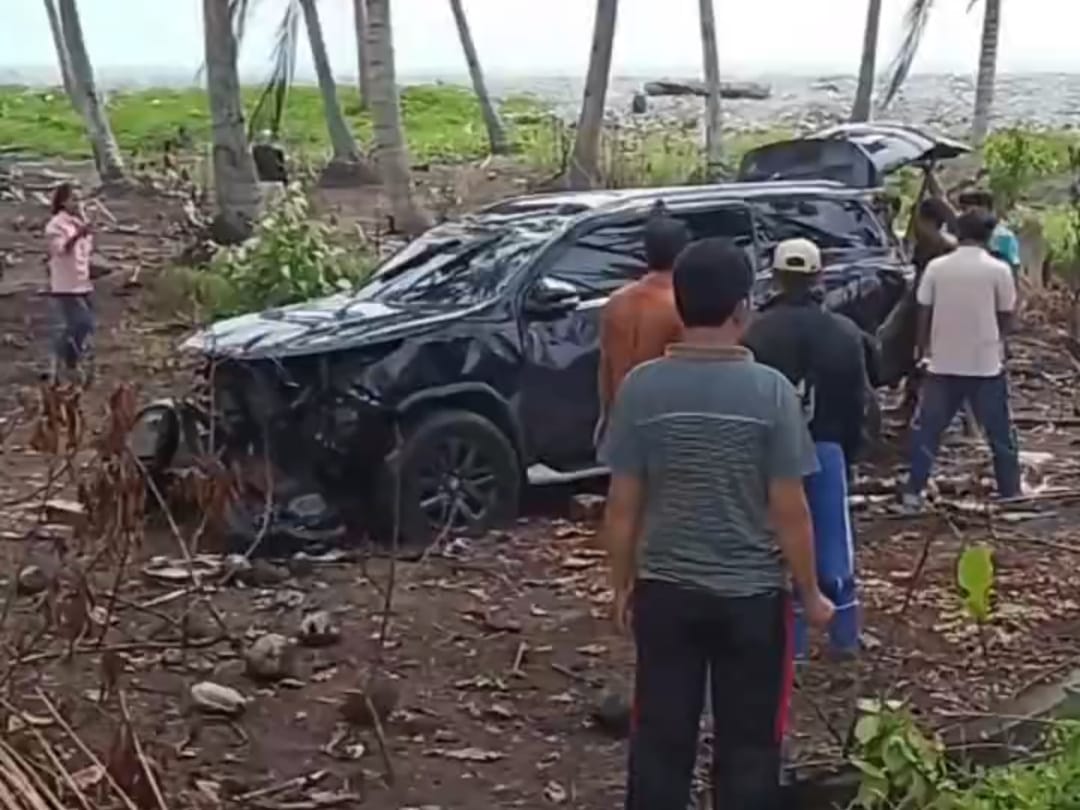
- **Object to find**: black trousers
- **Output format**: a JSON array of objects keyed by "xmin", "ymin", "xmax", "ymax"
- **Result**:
[{"xmin": 627, "ymin": 580, "xmax": 793, "ymax": 810}]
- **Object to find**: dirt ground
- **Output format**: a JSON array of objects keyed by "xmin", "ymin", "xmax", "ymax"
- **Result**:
[{"xmin": 2, "ymin": 166, "xmax": 1080, "ymax": 809}]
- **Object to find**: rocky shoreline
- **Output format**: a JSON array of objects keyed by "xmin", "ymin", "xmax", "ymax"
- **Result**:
[{"xmin": 485, "ymin": 72, "xmax": 1080, "ymax": 136}]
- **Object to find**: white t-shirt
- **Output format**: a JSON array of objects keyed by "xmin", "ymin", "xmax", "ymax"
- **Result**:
[{"xmin": 916, "ymin": 245, "xmax": 1016, "ymax": 377}]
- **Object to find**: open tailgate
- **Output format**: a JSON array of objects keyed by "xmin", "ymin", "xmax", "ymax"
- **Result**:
[{"xmin": 738, "ymin": 123, "xmax": 971, "ymax": 188}]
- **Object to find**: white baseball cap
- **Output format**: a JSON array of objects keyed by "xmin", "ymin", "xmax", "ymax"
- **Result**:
[{"xmin": 772, "ymin": 238, "xmax": 822, "ymax": 274}]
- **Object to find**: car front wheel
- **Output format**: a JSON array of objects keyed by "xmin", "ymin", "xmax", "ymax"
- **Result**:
[{"xmin": 376, "ymin": 410, "xmax": 520, "ymax": 553}]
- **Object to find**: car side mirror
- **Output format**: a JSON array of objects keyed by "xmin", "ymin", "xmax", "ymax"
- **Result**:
[{"xmin": 525, "ymin": 276, "xmax": 581, "ymax": 316}]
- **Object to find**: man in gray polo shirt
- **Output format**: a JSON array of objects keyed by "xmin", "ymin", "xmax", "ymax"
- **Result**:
[{"xmin": 600, "ymin": 238, "xmax": 835, "ymax": 810}]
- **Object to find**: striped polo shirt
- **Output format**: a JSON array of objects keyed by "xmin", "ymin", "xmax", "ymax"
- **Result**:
[{"xmin": 598, "ymin": 343, "xmax": 819, "ymax": 597}]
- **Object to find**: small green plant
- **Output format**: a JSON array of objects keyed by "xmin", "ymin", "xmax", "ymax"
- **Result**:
[
  {"xmin": 984, "ymin": 130, "xmax": 1063, "ymax": 214},
  {"xmin": 850, "ymin": 699, "xmax": 954, "ymax": 809},
  {"xmin": 957, "ymin": 544, "xmax": 995, "ymax": 660},
  {"xmin": 185, "ymin": 184, "xmax": 375, "ymax": 319}
]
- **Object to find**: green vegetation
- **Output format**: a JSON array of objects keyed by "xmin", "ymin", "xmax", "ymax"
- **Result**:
[
  {"xmin": 162, "ymin": 184, "xmax": 375, "ymax": 320},
  {"xmin": 0, "ymin": 83, "xmax": 551, "ymax": 165},
  {"xmin": 851, "ymin": 699, "xmax": 1080, "ymax": 810},
  {"xmin": 0, "ymin": 83, "xmax": 789, "ymax": 188}
]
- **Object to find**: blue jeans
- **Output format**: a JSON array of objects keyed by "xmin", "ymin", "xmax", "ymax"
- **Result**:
[
  {"xmin": 52, "ymin": 293, "xmax": 94, "ymax": 369},
  {"xmin": 794, "ymin": 442, "xmax": 858, "ymax": 657},
  {"xmin": 908, "ymin": 373, "xmax": 1020, "ymax": 497}
]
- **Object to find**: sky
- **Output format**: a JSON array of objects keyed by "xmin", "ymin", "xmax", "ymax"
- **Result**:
[{"xmin": 3, "ymin": 0, "xmax": 1079, "ymax": 80}]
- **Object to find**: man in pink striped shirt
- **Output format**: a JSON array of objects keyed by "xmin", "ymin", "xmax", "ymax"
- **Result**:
[{"xmin": 44, "ymin": 182, "xmax": 95, "ymax": 384}]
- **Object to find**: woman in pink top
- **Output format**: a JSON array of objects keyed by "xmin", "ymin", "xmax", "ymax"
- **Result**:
[{"xmin": 44, "ymin": 182, "xmax": 95, "ymax": 383}]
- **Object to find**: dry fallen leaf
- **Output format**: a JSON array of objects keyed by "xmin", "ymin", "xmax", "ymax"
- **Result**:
[
  {"xmin": 544, "ymin": 780, "xmax": 569, "ymax": 804},
  {"xmin": 428, "ymin": 747, "xmax": 505, "ymax": 763}
]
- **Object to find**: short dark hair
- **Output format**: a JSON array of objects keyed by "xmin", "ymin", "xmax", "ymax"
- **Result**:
[
  {"xmin": 958, "ymin": 189, "xmax": 995, "ymax": 210},
  {"xmin": 643, "ymin": 209, "xmax": 690, "ymax": 270},
  {"xmin": 917, "ymin": 197, "xmax": 951, "ymax": 228},
  {"xmin": 673, "ymin": 238, "xmax": 753, "ymax": 328},
  {"xmin": 51, "ymin": 182, "xmax": 74, "ymax": 215},
  {"xmin": 955, "ymin": 210, "xmax": 997, "ymax": 244}
]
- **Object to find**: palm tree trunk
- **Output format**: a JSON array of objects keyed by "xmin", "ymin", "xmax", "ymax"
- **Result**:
[
  {"xmin": 972, "ymin": 0, "xmax": 1001, "ymax": 144},
  {"xmin": 698, "ymin": 0, "xmax": 723, "ymax": 178},
  {"xmin": 448, "ymin": 0, "xmax": 508, "ymax": 155},
  {"xmin": 351, "ymin": 0, "xmax": 372, "ymax": 109},
  {"xmin": 56, "ymin": 0, "xmax": 125, "ymax": 184},
  {"xmin": 567, "ymin": 0, "xmax": 618, "ymax": 189},
  {"xmin": 851, "ymin": 0, "xmax": 882, "ymax": 122},
  {"xmin": 42, "ymin": 0, "xmax": 75, "ymax": 100},
  {"xmin": 299, "ymin": 0, "xmax": 361, "ymax": 163},
  {"xmin": 365, "ymin": 0, "xmax": 432, "ymax": 236},
  {"xmin": 203, "ymin": 0, "xmax": 260, "ymax": 243}
]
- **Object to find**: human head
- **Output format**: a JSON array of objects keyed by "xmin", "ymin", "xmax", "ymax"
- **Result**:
[
  {"xmin": 957, "ymin": 189, "xmax": 995, "ymax": 216},
  {"xmin": 673, "ymin": 238, "xmax": 753, "ymax": 332},
  {"xmin": 643, "ymin": 204, "xmax": 690, "ymax": 272},
  {"xmin": 51, "ymin": 182, "xmax": 78, "ymax": 216},
  {"xmin": 772, "ymin": 237, "xmax": 822, "ymax": 295},
  {"xmin": 954, "ymin": 209, "xmax": 997, "ymax": 247},
  {"xmin": 915, "ymin": 196, "xmax": 951, "ymax": 239}
]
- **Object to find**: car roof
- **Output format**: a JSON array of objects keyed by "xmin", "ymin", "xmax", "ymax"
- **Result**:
[{"xmin": 482, "ymin": 180, "xmax": 875, "ymax": 222}]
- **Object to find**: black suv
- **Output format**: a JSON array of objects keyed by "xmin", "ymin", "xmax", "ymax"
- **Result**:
[{"xmin": 169, "ymin": 179, "xmax": 908, "ymax": 549}]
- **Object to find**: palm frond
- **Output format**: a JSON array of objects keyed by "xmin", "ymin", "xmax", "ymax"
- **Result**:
[
  {"xmin": 247, "ymin": 0, "xmax": 302, "ymax": 140},
  {"xmin": 193, "ymin": 0, "xmax": 268, "ymax": 84},
  {"xmin": 880, "ymin": 0, "xmax": 937, "ymax": 110}
]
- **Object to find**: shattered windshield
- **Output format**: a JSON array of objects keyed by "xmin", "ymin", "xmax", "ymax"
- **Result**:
[{"xmin": 357, "ymin": 228, "xmax": 548, "ymax": 306}]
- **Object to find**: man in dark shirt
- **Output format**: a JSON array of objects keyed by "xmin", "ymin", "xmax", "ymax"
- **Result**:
[
  {"xmin": 600, "ymin": 238, "xmax": 833, "ymax": 809},
  {"xmin": 742, "ymin": 238, "xmax": 867, "ymax": 658}
]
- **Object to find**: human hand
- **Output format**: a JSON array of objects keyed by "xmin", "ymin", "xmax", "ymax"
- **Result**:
[
  {"xmin": 613, "ymin": 585, "xmax": 633, "ymax": 636},
  {"xmin": 802, "ymin": 589, "xmax": 835, "ymax": 631}
]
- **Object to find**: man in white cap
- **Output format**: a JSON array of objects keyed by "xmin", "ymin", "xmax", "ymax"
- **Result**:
[{"xmin": 742, "ymin": 238, "xmax": 870, "ymax": 658}]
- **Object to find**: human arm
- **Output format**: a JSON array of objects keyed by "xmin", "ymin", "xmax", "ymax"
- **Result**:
[
  {"xmin": 914, "ymin": 262, "xmax": 937, "ymax": 362},
  {"xmin": 994, "ymin": 261, "xmax": 1018, "ymax": 337},
  {"xmin": 596, "ymin": 299, "xmax": 630, "ymax": 434},
  {"xmin": 766, "ymin": 379, "xmax": 834, "ymax": 629},
  {"xmin": 597, "ymin": 377, "xmax": 647, "ymax": 634},
  {"xmin": 602, "ymin": 474, "xmax": 645, "ymax": 634}
]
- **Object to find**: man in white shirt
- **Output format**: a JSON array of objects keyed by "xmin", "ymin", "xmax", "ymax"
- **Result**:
[{"xmin": 904, "ymin": 210, "xmax": 1020, "ymax": 508}]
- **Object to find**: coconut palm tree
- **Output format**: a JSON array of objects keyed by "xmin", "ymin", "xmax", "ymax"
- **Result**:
[
  {"xmin": 298, "ymin": 0, "xmax": 362, "ymax": 163},
  {"xmin": 352, "ymin": 0, "xmax": 372, "ymax": 109},
  {"xmin": 365, "ymin": 0, "xmax": 432, "ymax": 234},
  {"xmin": 42, "ymin": 0, "xmax": 75, "ymax": 100},
  {"xmin": 971, "ymin": 0, "xmax": 1002, "ymax": 142},
  {"xmin": 56, "ymin": 0, "xmax": 125, "ymax": 184},
  {"xmin": 698, "ymin": 0, "xmax": 723, "ymax": 178},
  {"xmin": 851, "ymin": 0, "xmax": 883, "ymax": 122},
  {"xmin": 566, "ymin": 0, "xmax": 619, "ymax": 189},
  {"xmin": 204, "ymin": 0, "xmax": 261, "ymax": 242},
  {"xmin": 448, "ymin": 0, "xmax": 508, "ymax": 155},
  {"xmin": 882, "ymin": 0, "xmax": 1003, "ymax": 143}
]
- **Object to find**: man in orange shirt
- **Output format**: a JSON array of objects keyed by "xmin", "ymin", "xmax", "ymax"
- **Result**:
[{"xmin": 596, "ymin": 207, "xmax": 689, "ymax": 441}]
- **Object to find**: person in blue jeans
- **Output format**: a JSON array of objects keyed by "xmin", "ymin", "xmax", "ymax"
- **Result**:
[
  {"xmin": 743, "ymin": 238, "xmax": 869, "ymax": 657},
  {"xmin": 904, "ymin": 210, "xmax": 1021, "ymax": 509}
]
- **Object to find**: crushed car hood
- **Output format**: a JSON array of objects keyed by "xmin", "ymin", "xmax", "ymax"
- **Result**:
[
  {"xmin": 738, "ymin": 123, "xmax": 970, "ymax": 187},
  {"xmin": 181, "ymin": 295, "xmax": 481, "ymax": 360}
]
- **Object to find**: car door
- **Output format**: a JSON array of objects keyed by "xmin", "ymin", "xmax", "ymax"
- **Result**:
[
  {"xmin": 516, "ymin": 218, "xmax": 648, "ymax": 472},
  {"xmin": 516, "ymin": 203, "xmax": 758, "ymax": 474}
]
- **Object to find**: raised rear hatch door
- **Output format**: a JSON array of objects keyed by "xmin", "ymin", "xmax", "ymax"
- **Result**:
[{"xmin": 738, "ymin": 123, "xmax": 971, "ymax": 188}]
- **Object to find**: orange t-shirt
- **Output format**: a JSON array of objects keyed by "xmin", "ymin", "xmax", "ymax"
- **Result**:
[{"xmin": 598, "ymin": 272, "xmax": 684, "ymax": 414}]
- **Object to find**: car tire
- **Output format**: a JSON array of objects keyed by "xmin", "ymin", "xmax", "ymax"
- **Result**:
[{"xmin": 375, "ymin": 410, "xmax": 520, "ymax": 555}]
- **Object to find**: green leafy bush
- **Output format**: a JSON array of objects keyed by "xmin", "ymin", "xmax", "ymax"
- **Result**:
[
  {"xmin": 180, "ymin": 185, "xmax": 376, "ymax": 320},
  {"xmin": 850, "ymin": 699, "xmax": 954, "ymax": 809},
  {"xmin": 984, "ymin": 130, "xmax": 1069, "ymax": 213}
]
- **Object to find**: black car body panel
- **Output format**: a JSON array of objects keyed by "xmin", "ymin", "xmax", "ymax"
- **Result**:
[
  {"xmin": 737, "ymin": 123, "xmax": 971, "ymax": 188},
  {"xmin": 181, "ymin": 180, "xmax": 912, "ymax": 532}
]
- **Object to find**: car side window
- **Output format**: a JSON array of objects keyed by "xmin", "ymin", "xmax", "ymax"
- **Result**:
[
  {"xmin": 675, "ymin": 206, "xmax": 755, "ymax": 247},
  {"xmin": 753, "ymin": 197, "xmax": 884, "ymax": 251},
  {"xmin": 543, "ymin": 222, "xmax": 648, "ymax": 300},
  {"xmin": 540, "ymin": 205, "xmax": 756, "ymax": 300}
]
